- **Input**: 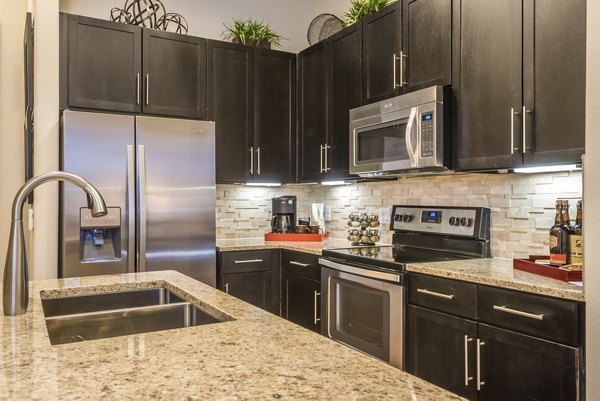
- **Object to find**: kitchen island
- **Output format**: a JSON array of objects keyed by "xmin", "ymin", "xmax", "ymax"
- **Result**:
[{"xmin": 0, "ymin": 271, "xmax": 464, "ymax": 400}]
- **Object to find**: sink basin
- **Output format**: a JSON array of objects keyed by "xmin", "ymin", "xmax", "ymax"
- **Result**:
[
  {"xmin": 45, "ymin": 302, "xmax": 220, "ymax": 345},
  {"xmin": 41, "ymin": 287, "xmax": 231, "ymax": 345},
  {"xmin": 42, "ymin": 287, "xmax": 184, "ymax": 317}
]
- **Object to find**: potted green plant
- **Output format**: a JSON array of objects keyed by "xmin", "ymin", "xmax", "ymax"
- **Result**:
[
  {"xmin": 222, "ymin": 18, "xmax": 285, "ymax": 49},
  {"xmin": 343, "ymin": 0, "xmax": 393, "ymax": 26}
]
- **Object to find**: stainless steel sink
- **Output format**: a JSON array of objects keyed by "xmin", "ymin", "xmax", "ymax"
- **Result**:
[
  {"xmin": 42, "ymin": 287, "xmax": 184, "ymax": 317},
  {"xmin": 41, "ymin": 287, "xmax": 230, "ymax": 345}
]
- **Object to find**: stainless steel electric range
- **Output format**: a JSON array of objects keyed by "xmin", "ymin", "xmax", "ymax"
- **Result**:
[{"xmin": 319, "ymin": 205, "xmax": 491, "ymax": 370}]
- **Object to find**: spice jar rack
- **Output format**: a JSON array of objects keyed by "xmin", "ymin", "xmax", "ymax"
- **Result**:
[{"xmin": 347, "ymin": 213, "xmax": 380, "ymax": 245}]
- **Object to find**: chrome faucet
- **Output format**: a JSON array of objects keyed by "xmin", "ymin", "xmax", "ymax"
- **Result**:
[{"xmin": 2, "ymin": 171, "xmax": 107, "ymax": 316}]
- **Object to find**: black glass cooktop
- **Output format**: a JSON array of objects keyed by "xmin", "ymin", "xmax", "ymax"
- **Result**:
[{"xmin": 321, "ymin": 245, "xmax": 469, "ymax": 272}]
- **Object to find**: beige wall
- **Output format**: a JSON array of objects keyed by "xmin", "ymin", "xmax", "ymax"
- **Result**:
[
  {"xmin": 0, "ymin": 0, "xmax": 27, "ymax": 282},
  {"xmin": 217, "ymin": 171, "xmax": 582, "ymax": 260},
  {"xmin": 60, "ymin": 0, "xmax": 350, "ymax": 53},
  {"xmin": 585, "ymin": 0, "xmax": 600, "ymax": 394}
]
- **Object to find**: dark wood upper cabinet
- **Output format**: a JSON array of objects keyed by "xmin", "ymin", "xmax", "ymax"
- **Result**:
[
  {"xmin": 523, "ymin": 0, "xmax": 586, "ymax": 166},
  {"xmin": 404, "ymin": 0, "xmax": 452, "ymax": 92},
  {"xmin": 61, "ymin": 13, "xmax": 142, "ymax": 113},
  {"xmin": 362, "ymin": 1, "xmax": 402, "ymax": 104},
  {"xmin": 208, "ymin": 40, "xmax": 254, "ymax": 183},
  {"xmin": 454, "ymin": 0, "xmax": 586, "ymax": 171},
  {"xmin": 453, "ymin": 0, "xmax": 524, "ymax": 170},
  {"xmin": 298, "ymin": 42, "xmax": 328, "ymax": 182},
  {"xmin": 327, "ymin": 24, "xmax": 363, "ymax": 180},
  {"xmin": 254, "ymin": 49, "xmax": 296, "ymax": 183},
  {"xmin": 142, "ymin": 29, "xmax": 207, "ymax": 119}
]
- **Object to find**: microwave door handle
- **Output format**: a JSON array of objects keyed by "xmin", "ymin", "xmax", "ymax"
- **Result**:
[{"xmin": 405, "ymin": 107, "xmax": 418, "ymax": 167}]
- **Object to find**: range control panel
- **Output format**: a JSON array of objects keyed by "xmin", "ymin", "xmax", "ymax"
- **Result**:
[{"xmin": 390, "ymin": 205, "xmax": 490, "ymax": 239}]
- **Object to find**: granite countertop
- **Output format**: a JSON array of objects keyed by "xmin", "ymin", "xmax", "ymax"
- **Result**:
[
  {"xmin": 0, "ymin": 271, "xmax": 464, "ymax": 401},
  {"xmin": 407, "ymin": 258, "xmax": 584, "ymax": 302},
  {"xmin": 216, "ymin": 237, "xmax": 362, "ymax": 255}
]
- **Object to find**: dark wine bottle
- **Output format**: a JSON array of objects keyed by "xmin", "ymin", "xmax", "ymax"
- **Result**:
[
  {"xmin": 569, "ymin": 200, "xmax": 583, "ymax": 265},
  {"xmin": 549, "ymin": 200, "xmax": 569, "ymax": 266}
]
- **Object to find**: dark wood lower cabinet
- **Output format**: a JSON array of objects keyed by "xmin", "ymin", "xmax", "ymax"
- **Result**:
[
  {"xmin": 282, "ymin": 271, "xmax": 321, "ymax": 333},
  {"xmin": 407, "ymin": 305, "xmax": 478, "ymax": 401},
  {"xmin": 478, "ymin": 324, "xmax": 581, "ymax": 401},
  {"xmin": 221, "ymin": 271, "xmax": 273, "ymax": 313}
]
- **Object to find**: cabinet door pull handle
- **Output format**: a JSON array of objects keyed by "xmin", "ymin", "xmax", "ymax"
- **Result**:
[
  {"xmin": 324, "ymin": 143, "xmax": 330, "ymax": 172},
  {"xmin": 145, "ymin": 74, "xmax": 150, "ymax": 105},
  {"xmin": 416, "ymin": 288, "xmax": 454, "ymax": 300},
  {"xmin": 320, "ymin": 144, "xmax": 325, "ymax": 173},
  {"xmin": 392, "ymin": 54, "xmax": 399, "ymax": 89},
  {"xmin": 399, "ymin": 51, "xmax": 407, "ymax": 86},
  {"xmin": 314, "ymin": 291, "xmax": 321, "ymax": 324},
  {"xmin": 510, "ymin": 107, "xmax": 518, "ymax": 155},
  {"xmin": 522, "ymin": 106, "xmax": 530, "ymax": 154},
  {"xmin": 256, "ymin": 147, "xmax": 261, "ymax": 175},
  {"xmin": 249, "ymin": 146, "xmax": 254, "ymax": 174},
  {"xmin": 136, "ymin": 73, "xmax": 140, "ymax": 105},
  {"xmin": 234, "ymin": 258, "xmax": 263, "ymax": 264},
  {"xmin": 290, "ymin": 261, "xmax": 310, "ymax": 267},
  {"xmin": 493, "ymin": 305, "xmax": 543, "ymax": 320},
  {"xmin": 224, "ymin": 283, "xmax": 229, "ymax": 294},
  {"xmin": 476, "ymin": 339, "xmax": 485, "ymax": 390},
  {"xmin": 464, "ymin": 336, "xmax": 473, "ymax": 386}
]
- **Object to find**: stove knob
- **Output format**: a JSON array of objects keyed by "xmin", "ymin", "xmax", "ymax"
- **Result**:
[
  {"xmin": 394, "ymin": 214, "xmax": 403, "ymax": 222},
  {"xmin": 403, "ymin": 214, "xmax": 413, "ymax": 222},
  {"xmin": 460, "ymin": 217, "xmax": 472, "ymax": 227},
  {"xmin": 449, "ymin": 216, "xmax": 459, "ymax": 226}
]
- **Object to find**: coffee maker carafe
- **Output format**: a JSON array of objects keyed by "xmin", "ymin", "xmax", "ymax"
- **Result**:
[{"xmin": 271, "ymin": 196, "xmax": 296, "ymax": 233}]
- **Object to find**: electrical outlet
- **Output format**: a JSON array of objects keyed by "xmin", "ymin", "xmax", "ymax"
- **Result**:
[
  {"xmin": 324, "ymin": 205, "xmax": 332, "ymax": 221},
  {"xmin": 379, "ymin": 208, "xmax": 390, "ymax": 225}
]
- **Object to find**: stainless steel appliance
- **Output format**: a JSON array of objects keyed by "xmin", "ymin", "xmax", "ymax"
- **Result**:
[
  {"xmin": 271, "ymin": 195, "xmax": 296, "ymax": 233},
  {"xmin": 320, "ymin": 205, "xmax": 491, "ymax": 369},
  {"xmin": 59, "ymin": 110, "xmax": 216, "ymax": 286},
  {"xmin": 349, "ymin": 86, "xmax": 452, "ymax": 177}
]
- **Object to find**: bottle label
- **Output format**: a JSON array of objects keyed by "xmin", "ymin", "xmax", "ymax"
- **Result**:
[
  {"xmin": 549, "ymin": 235, "xmax": 558, "ymax": 248},
  {"xmin": 550, "ymin": 253, "xmax": 567, "ymax": 266},
  {"xmin": 569, "ymin": 235, "xmax": 583, "ymax": 264}
]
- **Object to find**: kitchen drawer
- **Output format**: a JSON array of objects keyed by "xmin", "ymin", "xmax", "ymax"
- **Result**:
[
  {"xmin": 220, "ymin": 250, "xmax": 277, "ymax": 274},
  {"xmin": 408, "ymin": 273, "xmax": 477, "ymax": 319},
  {"xmin": 281, "ymin": 251, "xmax": 320, "ymax": 280},
  {"xmin": 478, "ymin": 285, "xmax": 582, "ymax": 346}
]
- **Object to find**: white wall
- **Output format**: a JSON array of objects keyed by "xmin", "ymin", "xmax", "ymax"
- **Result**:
[
  {"xmin": 585, "ymin": 0, "xmax": 600, "ymax": 395},
  {"xmin": 60, "ymin": 0, "xmax": 350, "ymax": 53},
  {"xmin": 0, "ymin": 0, "xmax": 27, "ymax": 282}
]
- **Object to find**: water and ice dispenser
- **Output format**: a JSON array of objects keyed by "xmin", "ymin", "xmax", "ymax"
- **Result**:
[{"xmin": 79, "ymin": 207, "xmax": 121, "ymax": 262}]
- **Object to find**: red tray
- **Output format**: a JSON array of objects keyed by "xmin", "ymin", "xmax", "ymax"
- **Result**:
[
  {"xmin": 513, "ymin": 255, "xmax": 582, "ymax": 282},
  {"xmin": 264, "ymin": 232, "xmax": 328, "ymax": 242}
]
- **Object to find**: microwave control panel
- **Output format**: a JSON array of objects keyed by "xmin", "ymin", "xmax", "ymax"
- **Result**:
[{"xmin": 420, "ymin": 113, "xmax": 434, "ymax": 157}]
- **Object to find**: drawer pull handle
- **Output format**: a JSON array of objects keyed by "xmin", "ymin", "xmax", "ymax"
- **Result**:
[
  {"xmin": 290, "ymin": 261, "xmax": 310, "ymax": 267},
  {"xmin": 234, "ymin": 259, "xmax": 263, "ymax": 264},
  {"xmin": 417, "ymin": 288, "xmax": 454, "ymax": 300},
  {"xmin": 493, "ymin": 305, "xmax": 544, "ymax": 321}
]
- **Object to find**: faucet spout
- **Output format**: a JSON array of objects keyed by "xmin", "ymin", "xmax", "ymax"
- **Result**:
[{"xmin": 3, "ymin": 171, "xmax": 107, "ymax": 316}]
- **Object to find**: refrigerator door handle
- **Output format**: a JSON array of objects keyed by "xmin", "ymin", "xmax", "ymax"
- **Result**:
[
  {"xmin": 137, "ymin": 145, "xmax": 147, "ymax": 272},
  {"xmin": 126, "ymin": 145, "xmax": 136, "ymax": 273}
]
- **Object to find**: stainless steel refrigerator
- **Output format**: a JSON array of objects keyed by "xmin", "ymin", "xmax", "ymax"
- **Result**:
[{"xmin": 59, "ymin": 110, "xmax": 216, "ymax": 286}]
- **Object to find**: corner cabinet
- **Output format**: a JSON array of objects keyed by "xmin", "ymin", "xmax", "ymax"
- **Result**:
[
  {"xmin": 454, "ymin": 0, "xmax": 585, "ymax": 170},
  {"xmin": 60, "ymin": 13, "xmax": 207, "ymax": 119},
  {"xmin": 208, "ymin": 41, "xmax": 296, "ymax": 184},
  {"xmin": 218, "ymin": 250, "xmax": 280, "ymax": 315},
  {"xmin": 406, "ymin": 273, "xmax": 584, "ymax": 401}
]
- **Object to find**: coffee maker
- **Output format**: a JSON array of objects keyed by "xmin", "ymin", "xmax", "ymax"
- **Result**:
[{"xmin": 271, "ymin": 196, "xmax": 296, "ymax": 233}]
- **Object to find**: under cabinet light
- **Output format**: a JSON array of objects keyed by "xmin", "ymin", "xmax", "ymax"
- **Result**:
[
  {"xmin": 321, "ymin": 180, "xmax": 350, "ymax": 186},
  {"xmin": 513, "ymin": 164, "xmax": 581, "ymax": 174},
  {"xmin": 245, "ymin": 182, "xmax": 282, "ymax": 187}
]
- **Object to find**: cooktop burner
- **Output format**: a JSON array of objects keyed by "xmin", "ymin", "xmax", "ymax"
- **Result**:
[{"xmin": 321, "ymin": 245, "xmax": 469, "ymax": 272}]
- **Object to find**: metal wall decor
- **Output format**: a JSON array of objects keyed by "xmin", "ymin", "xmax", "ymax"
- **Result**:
[{"xmin": 110, "ymin": 0, "xmax": 188, "ymax": 34}]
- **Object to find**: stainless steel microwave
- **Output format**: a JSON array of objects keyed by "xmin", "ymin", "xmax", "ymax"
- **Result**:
[{"xmin": 349, "ymin": 86, "xmax": 451, "ymax": 177}]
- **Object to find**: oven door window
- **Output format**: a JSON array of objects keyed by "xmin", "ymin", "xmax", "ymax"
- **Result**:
[
  {"xmin": 329, "ymin": 276, "xmax": 391, "ymax": 362},
  {"xmin": 355, "ymin": 120, "xmax": 409, "ymax": 165}
]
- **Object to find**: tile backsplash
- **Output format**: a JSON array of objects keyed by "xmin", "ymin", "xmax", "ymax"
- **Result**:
[{"xmin": 216, "ymin": 171, "xmax": 582, "ymax": 259}]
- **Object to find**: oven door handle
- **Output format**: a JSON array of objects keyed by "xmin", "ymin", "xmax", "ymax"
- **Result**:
[
  {"xmin": 319, "ymin": 258, "xmax": 402, "ymax": 283},
  {"xmin": 405, "ymin": 106, "xmax": 418, "ymax": 167}
]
